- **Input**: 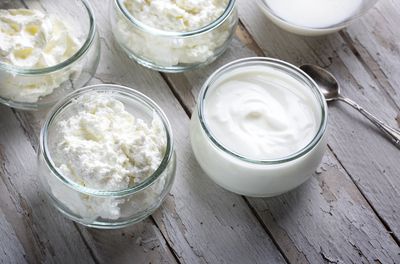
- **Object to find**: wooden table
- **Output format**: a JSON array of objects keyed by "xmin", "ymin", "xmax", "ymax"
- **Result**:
[{"xmin": 1, "ymin": 0, "xmax": 400, "ymax": 263}]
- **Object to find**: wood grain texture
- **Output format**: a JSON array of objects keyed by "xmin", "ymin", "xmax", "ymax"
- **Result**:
[
  {"xmin": 237, "ymin": 0, "xmax": 400, "ymax": 244},
  {"xmin": 248, "ymin": 150, "xmax": 400, "ymax": 264},
  {"xmin": 343, "ymin": 0, "xmax": 400, "ymax": 106},
  {"xmin": 0, "ymin": 202, "xmax": 27, "ymax": 263},
  {"xmin": 0, "ymin": 106, "xmax": 96, "ymax": 264},
  {"xmin": 79, "ymin": 219, "xmax": 178, "ymax": 264}
]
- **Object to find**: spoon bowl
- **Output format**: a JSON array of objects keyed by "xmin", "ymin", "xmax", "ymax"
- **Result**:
[{"xmin": 300, "ymin": 65, "xmax": 340, "ymax": 101}]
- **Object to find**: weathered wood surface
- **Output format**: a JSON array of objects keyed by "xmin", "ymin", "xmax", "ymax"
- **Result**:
[
  {"xmin": 163, "ymin": 32, "xmax": 400, "ymax": 264},
  {"xmin": 237, "ymin": 0, "xmax": 400, "ymax": 244},
  {"xmin": 4, "ymin": 0, "xmax": 287, "ymax": 263},
  {"xmin": 0, "ymin": 106, "xmax": 96, "ymax": 264},
  {"xmin": 0, "ymin": 0, "xmax": 399, "ymax": 263}
]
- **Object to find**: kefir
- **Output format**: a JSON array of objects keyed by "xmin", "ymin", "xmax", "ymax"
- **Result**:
[
  {"xmin": 259, "ymin": 0, "xmax": 364, "ymax": 35},
  {"xmin": 190, "ymin": 58, "xmax": 327, "ymax": 197}
]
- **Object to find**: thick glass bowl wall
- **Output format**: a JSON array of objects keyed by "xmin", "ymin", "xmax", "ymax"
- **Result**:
[
  {"xmin": 0, "ymin": 0, "xmax": 100, "ymax": 110},
  {"xmin": 110, "ymin": 0, "xmax": 238, "ymax": 72},
  {"xmin": 38, "ymin": 85, "xmax": 176, "ymax": 228}
]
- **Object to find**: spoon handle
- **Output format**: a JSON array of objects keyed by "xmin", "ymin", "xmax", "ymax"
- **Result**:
[{"xmin": 338, "ymin": 96, "xmax": 400, "ymax": 146}]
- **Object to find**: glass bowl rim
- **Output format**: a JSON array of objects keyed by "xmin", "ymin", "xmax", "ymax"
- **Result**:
[
  {"xmin": 197, "ymin": 57, "xmax": 328, "ymax": 165},
  {"xmin": 0, "ymin": 0, "xmax": 97, "ymax": 75},
  {"xmin": 114, "ymin": 0, "xmax": 237, "ymax": 37},
  {"xmin": 39, "ymin": 84, "xmax": 175, "ymax": 197},
  {"xmin": 256, "ymin": 0, "xmax": 379, "ymax": 31}
]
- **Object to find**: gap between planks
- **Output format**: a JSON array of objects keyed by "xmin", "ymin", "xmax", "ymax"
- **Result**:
[
  {"xmin": 339, "ymin": 31, "xmax": 400, "ymax": 113},
  {"xmin": 327, "ymin": 144, "xmax": 400, "ymax": 246}
]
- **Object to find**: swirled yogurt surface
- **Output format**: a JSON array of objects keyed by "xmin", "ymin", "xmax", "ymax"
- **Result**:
[
  {"xmin": 0, "ymin": 9, "xmax": 81, "ymax": 103},
  {"xmin": 204, "ymin": 65, "xmax": 321, "ymax": 160}
]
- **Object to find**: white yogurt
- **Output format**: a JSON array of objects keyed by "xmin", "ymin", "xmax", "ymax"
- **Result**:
[
  {"xmin": 261, "ymin": 0, "xmax": 363, "ymax": 35},
  {"xmin": 190, "ymin": 58, "xmax": 327, "ymax": 197},
  {"xmin": 204, "ymin": 67, "xmax": 320, "ymax": 160}
]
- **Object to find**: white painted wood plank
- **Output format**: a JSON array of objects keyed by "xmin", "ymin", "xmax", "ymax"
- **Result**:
[
  {"xmin": 160, "ymin": 15, "xmax": 400, "ymax": 264},
  {"xmin": 79, "ymin": 219, "xmax": 178, "ymax": 264},
  {"xmin": 0, "ymin": 106, "xmax": 96, "ymax": 264},
  {"xmin": 344, "ymin": 0, "xmax": 400, "ymax": 105},
  {"xmin": 237, "ymin": 0, "xmax": 400, "ymax": 244},
  {"xmin": 0, "ymin": 205, "xmax": 27, "ymax": 263},
  {"xmin": 248, "ymin": 151, "xmax": 400, "ymax": 264}
]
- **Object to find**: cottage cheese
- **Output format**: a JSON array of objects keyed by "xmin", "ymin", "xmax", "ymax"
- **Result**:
[
  {"xmin": 51, "ymin": 95, "xmax": 167, "ymax": 220},
  {"xmin": 114, "ymin": 0, "xmax": 236, "ymax": 67},
  {"xmin": 124, "ymin": 0, "xmax": 228, "ymax": 32},
  {"xmin": 0, "ymin": 9, "xmax": 81, "ymax": 103}
]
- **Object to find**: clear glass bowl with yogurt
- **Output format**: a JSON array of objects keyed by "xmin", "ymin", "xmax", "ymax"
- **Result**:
[
  {"xmin": 110, "ymin": 0, "xmax": 238, "ymax": 72},
  {"xmin": 0, "ymin": 0, "xmax": 100, "ymax": 110},
  {"xmin": 257, "ymin": 0, "xmax": 378, "ymax": 36},
  {"xmin": 190, "ymin": 57, "xmax": 328, "ymax": 197},
  {"xmin": 38, "ymin": 84, "xmax": 176, "ymax": 228}
]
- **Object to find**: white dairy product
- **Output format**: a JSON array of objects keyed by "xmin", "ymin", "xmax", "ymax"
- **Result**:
[
  {"xmin": 0, "ymin": 9, "xmax": 81, "ymax": 103},
  {"xmin": 264, "ymin": 0, "xmax": 363, "ymax": 29},
  {"xmin": 204, "ymin": 66, "xmax": 320, "ymax": 160},
  {"xmin": 51, "ymin": 95, "xmax": 167, "ymax": 220},
  {"xmin": 114, "ymin": 0, "xmax": 236, "ymax": 67},
  {"xmin": 190, "ymin": 59, "xmax": 327, "ymax": 197},
  {"xmin": 124, "ymin": 0, "xmax": 228, "ymax": 32}
]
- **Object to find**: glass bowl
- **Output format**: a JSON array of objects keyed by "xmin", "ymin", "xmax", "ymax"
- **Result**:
[
  {"xmin": 0, "ymin": 0, "xmax": 100, "ymax": 110},
  {"xmin": 110, "ymin": 0, "xmax": 238, "ymax": 72},
  {"xmin": 38, "ymin": 84, "xmax": 176, "ymax": 228},
  {"xmin": 190, "ymin": 58, "xmax": 328, "ymax": 197},
  {"xmin": 257, "ymin": 0, "xmax": 379, "ymax": 36}
]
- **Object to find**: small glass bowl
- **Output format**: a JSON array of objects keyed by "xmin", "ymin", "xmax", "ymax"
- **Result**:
[
  {"xmin": 257, "ymin": 0, "xmax": 378, "ymax": 36},
  {"xmin": 38, "ymin": 84, "xmax": 176, "ymax": 229},
  {"xmin": 190, "ymin": 58, "xmax": 328, "ymax": 197},
  {"xmin": 110, "ymin": 0, "xmax": 238, "ymax": 72},
  {"xmin": 0, "ymin": 0, "xmax": 100, "ymax": 110}
]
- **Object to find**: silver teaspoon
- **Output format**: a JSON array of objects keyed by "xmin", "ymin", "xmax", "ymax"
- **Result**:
[{"xmin": 300, "ymin": 64, "xmax": 400, "ymax": 147}]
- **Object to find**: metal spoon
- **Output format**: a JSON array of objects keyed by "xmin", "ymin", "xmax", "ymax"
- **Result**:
[{"xmin": 300, "ymin": 64, "xmax": 400, "ymax": 147}]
